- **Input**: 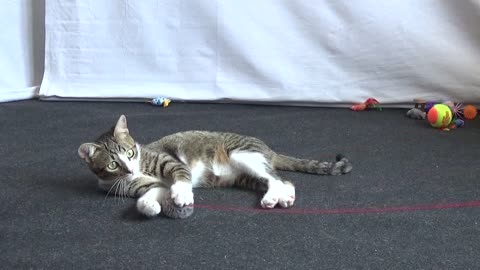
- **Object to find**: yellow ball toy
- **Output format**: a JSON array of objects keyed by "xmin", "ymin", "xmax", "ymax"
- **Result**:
[{"xmin": 427, "ymin": 104, "xmax": 452, "ymax": 129}]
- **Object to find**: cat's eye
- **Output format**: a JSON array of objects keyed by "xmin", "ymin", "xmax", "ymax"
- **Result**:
[
  {"xmin": 107, "ymin": 161, "xmax": 119, "ymax": 170},
  {"xmin": 126, "ymin": 149, "xmax": 135, "ymax": 158}
]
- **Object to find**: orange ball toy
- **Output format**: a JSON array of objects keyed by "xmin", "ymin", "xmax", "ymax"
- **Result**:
[{"xmin": 463, "ymin": 105, "xmax": 477, "ymax": 120}]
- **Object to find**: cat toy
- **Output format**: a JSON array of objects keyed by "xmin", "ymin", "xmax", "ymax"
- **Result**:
[
  {"xmin": 160, "ymin": 195, "xmax": 194, "ymax": 219},
  {"xmin": 443, "ymin": 101, "xmax": 464, "ymax": 119},
  {"xmin": 427, "ymin": 104, "xmax": 453, "ymax": 130},
  {"xmin": 350, "ymin": 98, "xmax": 382, "ymax": 111},
  {"xmin": 424, "ymin": 101, "xmax": 436, "ymax": 113},
  {"xmin": 463, "ymin": 104, "xmax": 477, "ymax": 120},
  {"xmin": 406, "ymin": 108, "xmax": 426, "ymax": 120},
  {"xmin": 151, "ymin": 97, "xmax": 171, "ymax": 107},
  {"xmin": 426, "ymin": 103, "xmax": 465, "ymax": 131},
  {"xmin": 406, "ymin": 98, "xmax": 427, "ymax": 119},
  {"xmin": 451, "ymin": 102, "xmax": 464, "ymax": 119},
  {"xmin": 407, "ymin": 99, "xmax": 466, "ymax": 130},
  {"xmin": 435, "ymin": 102, "xmax": 475, "ymax": 129}
]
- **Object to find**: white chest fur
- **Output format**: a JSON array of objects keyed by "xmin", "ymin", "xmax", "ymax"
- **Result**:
[
  {"xmin": 118, "ymin": 145, "xmax": 143, "ymax": 179},
  {"xmin": 190, "ymin": 161, "xmax": 206, "ymax": 187}
]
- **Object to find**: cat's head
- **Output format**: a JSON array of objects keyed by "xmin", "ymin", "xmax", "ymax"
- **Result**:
[{"xmin": 78, "ymin": 115, "xmax": 140, "ymax": 191}]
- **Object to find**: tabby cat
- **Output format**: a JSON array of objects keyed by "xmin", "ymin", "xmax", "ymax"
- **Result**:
[{"xmin": 78, "ymin": 115, "xmax": 353, "ymax": 217}]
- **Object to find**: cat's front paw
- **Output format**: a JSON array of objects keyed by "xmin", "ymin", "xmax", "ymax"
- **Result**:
[
  {"xmin": 170, "ymin": 181, "xmax": 194, "ymax": 207},
  {"xmin": 137, "ymin": 198, "xmax": 161, "ymax": 217}
]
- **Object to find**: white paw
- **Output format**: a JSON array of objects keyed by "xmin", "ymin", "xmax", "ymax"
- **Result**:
[
  {"xmin": 137, "ymin": 198, "xmax": 161, "ymax": 217},
  {"xmin": 261, "ymin": 192, "xmax": 279, "ymax": 208},
  {"xmin": 261, "ymin": 181, "xmax": 295, "ymax": 209},
  {"xmin": 170, "ymin": 181, "xmax": 194, "ymax": 207},
  {"xmin": 278, "ymin": 182, "xmax": 296, "ymax": 208}
]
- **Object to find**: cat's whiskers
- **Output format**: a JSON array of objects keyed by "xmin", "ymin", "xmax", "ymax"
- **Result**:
[
  {"xmin": 120, "ymin": 179, "xmax": 127, "ymax": 202},
  {"xmin": 114, "ymin": 178, "xmax": 124, "ymax": 204},
  {"xmin": 103, "ymin": 177, "xmax": 122, "ymax": 205},
  {"xmin": 106, "ymin": 179, "xmax": 120, "ymax": 197}
]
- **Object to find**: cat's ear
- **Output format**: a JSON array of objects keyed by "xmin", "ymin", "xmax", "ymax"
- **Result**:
[
  {"xmin": 114, "ymin": 114, "xmax": 129, "ymax": 138},
  {"xmin": 78, "ymin": 143, "xmax": 99, "ymax": 162}
]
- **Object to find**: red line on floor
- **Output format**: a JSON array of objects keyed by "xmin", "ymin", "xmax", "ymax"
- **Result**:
[{"xmin": 194, "ymin": 200, "xmax": 480, "ymax": 215}]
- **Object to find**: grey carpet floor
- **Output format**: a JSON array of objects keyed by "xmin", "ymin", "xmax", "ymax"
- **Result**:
[{"xmin": 1, "ymin": 100, "xmax": 480, "ymax": 269}]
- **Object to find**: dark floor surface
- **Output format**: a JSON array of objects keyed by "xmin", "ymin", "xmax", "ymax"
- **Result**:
[{"xmin": 1, "ymin": 100, "xmax": 480, "ymax": 269}]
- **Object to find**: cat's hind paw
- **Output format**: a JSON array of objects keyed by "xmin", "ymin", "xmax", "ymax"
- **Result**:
[
  {"xmin": 137, "ymin": 198, "xmax": 161, "ymax": 217},
  {"xmin": 278, "ymin": 182, "xmax": 295, "ymax": 208},
  {"xmin": 261, "ymin": 181, "xmax": 296, "ymax": 209}
]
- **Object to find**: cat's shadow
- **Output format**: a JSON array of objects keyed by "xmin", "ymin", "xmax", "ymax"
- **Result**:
[
  {"xmin": 54, "ymin": 176, "xmax": 264, "ymax": 221},
  {"xmin": 120, "ymin": 203, "xmax": 151, "ymax": 222},
  {"xmin": 51, "ymin": 176, "xmax": 106, "ymax": 198},
  {"xmin": 51, "ymin": 176, "xmax": 148, "ymax": 221},
  {"xmin": 120, "ymin": 203, "xmax": 197, "ymax": 222},
  {"xmin": 121, "ymin": 188, "xmax": 264, "ymax": 222}
]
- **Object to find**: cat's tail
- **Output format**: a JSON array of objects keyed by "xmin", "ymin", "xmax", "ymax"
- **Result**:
[{"xmin": 272, "ymin": 154, "xmax": 353, "ymax": 175}]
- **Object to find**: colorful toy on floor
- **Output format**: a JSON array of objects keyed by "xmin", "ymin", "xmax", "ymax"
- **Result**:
[
  {"xmin": 151, "ymin": 97, "xmax": 171, "ymax": 107},
  {"xmin": 406, "ymin": 108, "xmax": 426, "ymax": 120},
  {"xmin": 427, "ymin": 104, "xmax": 452, "ymax": 130},
  {"xmin": 425, "ymin": 101, "xmax": 436, "ymax": 113},
  {"xmin": 350, "ymin": 98, "xmax": 382, "ymax": 111},
  {"xmin": 463, "ymin": 104, "xmax": 477, "ymax": 120},
  {"xmin": 409, "ymin": 98, "xmax": 473, "ymax": 131},
  {"xmin": 413, "ymin": 98, "xmax": 427, "ymax": 112},
  {"xmin": 443, "ymin": 101, "xmax": 464, "ymax": 120},
  {"xmin": 449, "ymin": 119, "xmax": 465, "ymax": 129},
  {"xmin": 350, "ymin": 102, "xmax": 366, "ymax": 111},
  {"xmin": 451, "ymin": 102, "xmax": 464, "ymax": 119},
  {"xmin": 407, "ymin": 98, "xmax": 428, "ymax": 120}
]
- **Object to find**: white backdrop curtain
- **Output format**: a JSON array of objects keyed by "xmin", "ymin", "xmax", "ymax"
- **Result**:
[
  {"xmin": 2, "ymin": 0, "xmax": 480, "ymax": 105},
  {"xmin": 0, "ymin": 0, "xmax": 44, "ymax": 102}
]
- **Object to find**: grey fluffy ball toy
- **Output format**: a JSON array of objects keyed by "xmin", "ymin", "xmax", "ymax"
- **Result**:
[
  {"xmin": 406, "ymin": 108, "xmax": 426, "ymax": 120},
  {"xmin": 160, "ymin": 195, "xmax": 194, "ymax": 219}
]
